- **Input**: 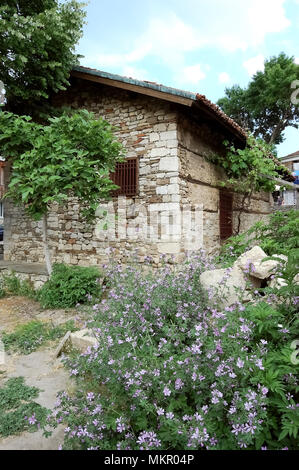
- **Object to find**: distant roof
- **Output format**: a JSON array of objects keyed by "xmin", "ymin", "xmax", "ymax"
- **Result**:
[
  {"xmin": 71, "ymin": 65, "xmax": 247, "ymax": 142},
  {"xmin": 280, "ymin": 150, "xmax": 299, "ymax": 161}
]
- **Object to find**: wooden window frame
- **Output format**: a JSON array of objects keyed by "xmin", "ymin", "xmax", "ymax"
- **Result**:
[{"xmin": 110, "ymin": 157, "xmax": 139, "ymax": 197}]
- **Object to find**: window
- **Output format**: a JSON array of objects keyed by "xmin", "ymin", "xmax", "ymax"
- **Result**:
[
  {"xmin": 282, "ymin": 190, "xmax": 296, "ymax": 206},
  {"xmin": 110, "ymin": 158, "xmax": 138, "ymax": 197},
  {"xmin": 219, "ymin": 190, "xmax": 233, "ymax": 240},
  {"xmin": 0, "ymin": 161, "xmax": 5, "ymax": 199},
  {"xmin": 0, "ymin": 202, "xmax": 3, "ymax": 218}
]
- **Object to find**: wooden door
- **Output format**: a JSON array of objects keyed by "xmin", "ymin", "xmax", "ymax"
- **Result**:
[{"xmin": 219, "ymin": 190, "xmax": 233, "ymax": 240}]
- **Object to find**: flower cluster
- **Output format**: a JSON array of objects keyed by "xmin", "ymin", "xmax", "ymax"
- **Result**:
[{"xmin": 46, "ymin": 252, "xmax": 299, "ymax": 450}]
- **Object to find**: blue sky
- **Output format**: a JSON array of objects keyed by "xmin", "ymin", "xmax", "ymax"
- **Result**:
[{"xmin": 76, "ymin": 0, "xmax": 299, "ymax": 157}]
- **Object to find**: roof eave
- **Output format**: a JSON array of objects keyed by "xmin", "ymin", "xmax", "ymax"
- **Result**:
[{"xmin": 70, "ymin": 66, "xmax": 246, "ymax": 142}]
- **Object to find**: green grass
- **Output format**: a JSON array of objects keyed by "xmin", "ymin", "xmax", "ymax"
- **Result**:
[
  {"xmin": 1, "ymin": 319, "xmax": 78, "ymax": 355},
  {"xmin": 1, "ymin": 272, "xmax": 36, "ymax": 299}
]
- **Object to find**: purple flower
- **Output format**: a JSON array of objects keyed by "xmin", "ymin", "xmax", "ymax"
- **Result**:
[
  {"xmin": 175, "ymin": 378, "xmax": 184, "ymax": 390},
  {"xmin": 86, "ymin": 392, "xmax": 95, "ymax": 402},
  {"xmin": 28, "ymin": 414, "xmax": 37, "ymax": 425},
  {"xmin": 116, "ymin": 417, "xmax": 126, "ymax": 433},
  {"xmin": 236, "ymin": 358, "xmax": 244, "ymax": 368},
  {"xmin": 137, "ymin": 431, "xmax": 161, "ymax": 450},
  {"xmin": 255, "ymin": 359, "xmax": 264, "ymax": 370},
  {"xmin": 163, "ymin": 386, "xmax": 171, "ymax": 397}
]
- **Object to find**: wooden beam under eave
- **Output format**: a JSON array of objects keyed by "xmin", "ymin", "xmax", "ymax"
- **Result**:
[
  {"xmin": 71, "ymin": 71, "xmax": 194, "ymax": 107},
  {"xmin": 192, "ymin": 100, "xmax": 246, "ymax": 146}
]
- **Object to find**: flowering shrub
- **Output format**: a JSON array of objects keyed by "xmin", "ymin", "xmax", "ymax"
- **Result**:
[
  {"xmin": 46, "ymin": 253, "xmax": 299, "ymax": 450},
  {"xmin": 219, "ymin": 209, "xmax": 299, "ymax": 265}
]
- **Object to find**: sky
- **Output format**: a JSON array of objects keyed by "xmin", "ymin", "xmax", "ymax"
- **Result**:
[{"xmin": 76, "ymin": 0, "xmax": 299, "ymax": 158}]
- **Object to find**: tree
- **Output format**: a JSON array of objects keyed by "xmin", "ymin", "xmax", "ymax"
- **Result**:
[
  {"xmin": 0, "ymin": 110, "xmax": 125, "ymax": 274},
  {"xmin": 0, "ymin": 0, "xmax": 86, "ymax": 119},
  {"xmin": 217, "ymin": 53, "xmax": 299, "ymax": 145}
]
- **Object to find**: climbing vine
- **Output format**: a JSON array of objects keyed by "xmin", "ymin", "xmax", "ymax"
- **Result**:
[{"xmin": 210, "ymin": 135, "xmax": 293, "ymax": 234}]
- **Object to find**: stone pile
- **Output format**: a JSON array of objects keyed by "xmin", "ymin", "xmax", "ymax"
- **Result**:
[{"xmin": 200, "ymin": 245, "xmax": 293, "ymax": 307}]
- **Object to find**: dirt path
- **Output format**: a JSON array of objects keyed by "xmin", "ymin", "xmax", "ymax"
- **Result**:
[
  {"xmin": 0, "ymin": 296, "xmax": 87, "ymax": 450},
  {"xmin": 0, "ymin": 347, "xmax": 73, "ymax": 450},
  {"xmin": 0, "ymin": 296, "xmax": 83, "ymax": 333}
]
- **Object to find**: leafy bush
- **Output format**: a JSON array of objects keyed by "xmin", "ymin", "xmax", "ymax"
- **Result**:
[
  {"xmin": 0, "ymin": 377, "xmax": 49, "ymax": 437},
  {"xmin": 219, "ymin": 209, "xmax": 299, "ymax": 265},
  {"xmin": 242, "ymin": 301, "xmax": 299, "ymax": 446},
  {"xmin": 38, "ymin": 264, "xmax": 103, "ymax": 308},
  {"xmin": 2, "ymin": 320, "xmax": 77, "ymax": 355},
  {"xmin": 46, "ymin": 255, "xmax": 298, "ymax": 450}
]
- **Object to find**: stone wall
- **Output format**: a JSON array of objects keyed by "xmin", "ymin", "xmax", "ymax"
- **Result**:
[
  {"xmin": 177, "ymin": 114, "xmax": 271, "ymax": 252},
  {"xmin": 4, "ymin": 80, "xmax": 186, "ymax": 266},
  {"xmin": 4, "ymin": 78, "xmax": 272, "ymax": 265},
  {"xmin": 0, "ymin": 269, "xmax": 48, "ymax": 290}
]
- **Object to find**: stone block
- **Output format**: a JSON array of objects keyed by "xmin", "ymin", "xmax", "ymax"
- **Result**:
[
  {"xmin": 150, "ymin": 148, "xmax": 168, "ymax": 158},
  {"xmin": 156, "ymin": 186, "xmax": 168, "ymax": 195},
  {"xmin": 166, "ymin": 184, "xmax": 179, "ymax": 194},
  {"xmin": 157, "ymin": 242, "xmax": 181, "ymax": 254},
  {"xmin": 160, "ymin": 130, "xmax": 177, "ymax": 141},
  {"xmin": 70, "ymin": 329, "xmax": 98, "ymax": 352},
  {"xmin": 159, "ymin": 156, "xmax": 179, "ymax": 172},
  {"xmin": 149, "ymin": 132, "xmax": 159, "ymax": 142}
]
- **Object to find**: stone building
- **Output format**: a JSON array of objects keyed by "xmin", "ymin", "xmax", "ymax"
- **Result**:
[
  {"xmin": 270, "ymin": 150, "xmax": 299, "ymax": 209},
  {"xmin": 3, "ymin": 66, "xmax": 275, "ymax": 267}
]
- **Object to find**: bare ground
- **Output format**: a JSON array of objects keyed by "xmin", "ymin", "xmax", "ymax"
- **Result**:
[
  {"xmin": 0, "ymin": 296, "xmax": 87, "ymax": 450},
  {"xmin": 0, "ymin": 295, "xmax": 86, "ymax": 333}
]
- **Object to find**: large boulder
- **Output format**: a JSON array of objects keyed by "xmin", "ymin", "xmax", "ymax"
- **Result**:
[
  {"xmin": 234, "ymin": 246, "xmax": 286, "ymax": 280},
  {"xmin": 199, "ymin": 265, "xmax": 256, "ymax": 307}
]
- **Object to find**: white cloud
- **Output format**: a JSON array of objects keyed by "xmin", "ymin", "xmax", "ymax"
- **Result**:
[
  {"xmin": 122, "ymin": 65, "xmax": 149, "ymax": 81},
  {"xmin": 179, "ymin": 64, "xmax": 206, "ymax": 85},
  {"xmin": 83, "ymin": 43, "xmax": 152, "ymax": 69},
  {"xmin": 80, "ymin": 0, "xmax": 290, "ymax": 90},
  {"xmin": 218, "ymin": 72, "xmax": 231, "ymax": 84},
  {"xmin": 295, "ymin": 57, "xmax": 299, "ymax": 64},
  {"xmin": 84, "ymin": 15, "xmax": 201, "ymax": 70},
  {"xmin": 243, "ymin": 54, "xmax": 265, "ymax": 76},
  {"xmin": 85, "ymin": 1, "xmax": 290, "ymax": 70}
]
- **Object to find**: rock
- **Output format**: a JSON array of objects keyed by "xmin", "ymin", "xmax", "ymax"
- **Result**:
[
  {"xmin": 234, "ymin": 246, "xmax": 283, "ymax": 280},
  {"xmin": 52, "ymin": 331, "xmax": 71, "ymax": 358},
  {"xmin": 70, "ymin": 329, "xmax": 98, "ymax": 352},
  {"xmin": 268, "ymin": 277, "xmax": 288, "ymax": 289},
  {"xmin": 272, "ymin": 254, "xmax": 288, "ymax": 264},
  {"xmin": 199, "ymin": 265, "xmax": 255, "ymax": 307}
]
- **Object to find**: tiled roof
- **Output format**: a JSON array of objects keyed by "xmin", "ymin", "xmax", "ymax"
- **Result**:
[
  {"xmin": 280, "ymin": 150, "xmax": 299, "ymax": 160},
  {"xmin": 71, "ymin": 65, "xmax": 294, "ymax": 181},
  {"xmin": 71, "ymin": 65, "xmax": 247, "ymax": 141},
  {"xmin": 195, "ymin": 93, "xmax": 246, "ymax": 140}
]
